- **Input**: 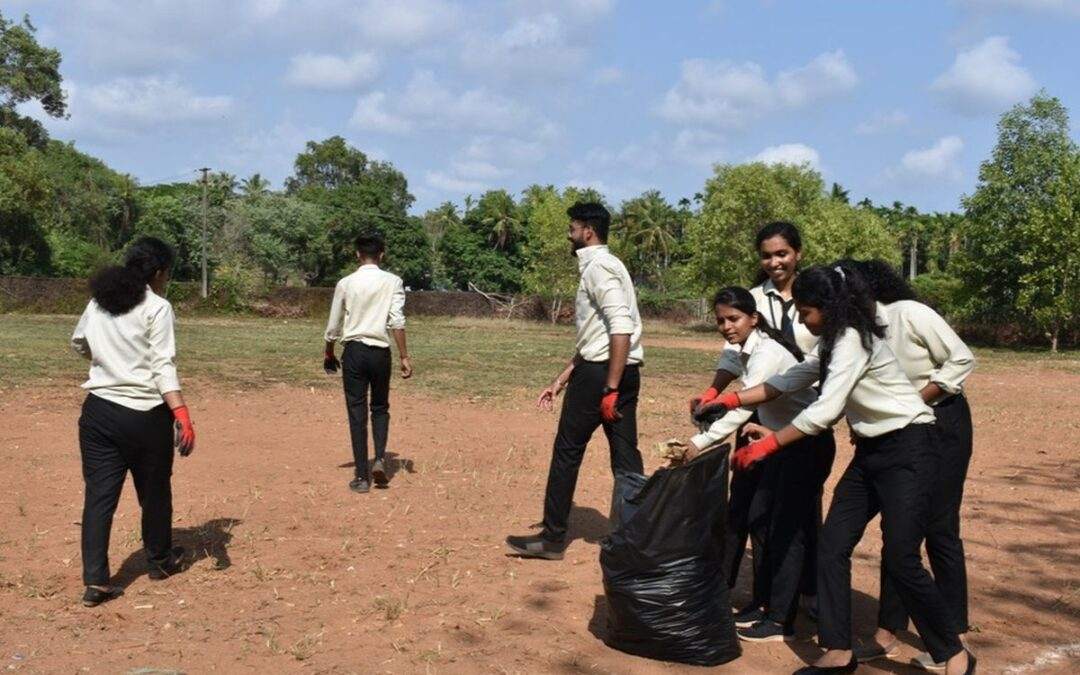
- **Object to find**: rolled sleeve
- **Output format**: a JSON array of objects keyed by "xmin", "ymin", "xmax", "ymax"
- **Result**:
[
  {"xmin": 715, "ymin": 344, "xmax": 743, "ymax": 376},
  {"xmin": 148, "ymin": 303, "xmax": 181, "ymax": 395},
  {"xmin": 765, "ymin": 355, "xmax": 820, "ymax": 394},
  {"xmin": 916, "ymin": 307, "xmax": 975, "ymax": 394},
  {"xmin": 589, "ymin": 263, "xmax": 634, "ymax": 334},
  {"xmin": 324, "ymin": 280, "xmax": 346, "ymax": 342},
  {"xmin": 691, "ymin": 406, "xmax": 753, "ymax": 450},
  {"xmin": 789, "ymin": 332, "xmax": 867, "ymax": 436},
  {"xmin": 71, "ymin": 307, "xmax": 92, "ymax": 360},
  {"xmin": 387, "ymin": 277, "xmax": 406, "ymax": 330}
]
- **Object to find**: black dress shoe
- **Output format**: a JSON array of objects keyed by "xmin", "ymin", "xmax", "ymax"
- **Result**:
[
  {"xmin": 505, "ymin": 534, "xmax": 566, "ymax": 560},
  {"xmin": 148, "ymin": 546, "xmax": 185, "ymax": 580},
  {"xmin": 82, "ymin": 586, "xmax": 122, "ymax": 607},
  {"xmin": 350, "ymin": 477, "xmax": 370, "ymax": 493},
  {"xmin": 793, "ymin": 655, "xmax": 858, "ymax": 674}
]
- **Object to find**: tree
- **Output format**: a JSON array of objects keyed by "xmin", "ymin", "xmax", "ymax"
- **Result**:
[
  {"xmin": 958, "ymin": 92, "xmax": 1080, "ymax": 351},
  {"xmin": 829, "ymin": 182, "xmax": 850, "ymax": 204},
  {"xmin": 422, "ymin": 202, "xmax": 460, "ymax": 289},
  {"xmin": 615, "ymin": 190, "xmax": 683, "ymax": 289},
  {"xmin": 0, "ymin": 127, "xmax": 51, "ymax": 273},
  {"xmin": 0, "ymin": 11, "xmax": 66, "ymax": 148},
  {"xmin": 234, "ymin": 195, "xmax": 331, "ymax": 285},
  {"xmin": 470, "ymin": 189, "xmax": 521, "ymax": 251},
  {"xmin": 802, "ymin": 198, "xmax": 900, "ymax": 268},
  {"xmin": 240, "ymin": 173, "xmax": 271, "ymax": 200}
]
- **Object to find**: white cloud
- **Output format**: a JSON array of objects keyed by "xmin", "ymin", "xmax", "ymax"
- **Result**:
[
  {"xmin": 931, "ymin": 36, "xmax": 1037, "ymax": 115},
  {"xmin": 356, "ymin": 0, "xmax": 460, "ymax": 46},
  {"xmin": 856, "ymin": 110, "xmax": 911, "ymax": 135},
  {"xmin": 460, "ymin": 13, "xmax": 586, "ymax": 77},
  {"xmin": 658, "ymin": 50, "xmax": 857, "ymax": 128},
  {"xmin": 672, "ymin": 128, "xmax": 726, "ymax": 167},
  {"xmin": 219, "ymin": 119, "xmax": 327, "ymax": 187},
  {"xmin": 425, "ymin": 170, "xmax": 489, "ymax": 194},
  {"xmin": 349, "ymin": 92, "xmax": 412, "ymax": 134},
  {"xmin": 776, "ymin": 50, "xmax": 859, "ymax": 107},
  {"xmin": 889, "ymin": 136, "xmax": 965, "ymax": 183},
  {"xmin": 284, "ymin": 52, "xmax": 379, "ymax": 90},
  {"xmin": 449, "ymin": 159, "xmax": 508, "ymax": 180},
  {"xmin": 79, "ymin": 76, "xmax": 234, "ymax": 128},
  {"xmin": 350, "ymin": 70, "xmax": 536, "ymax": 134},
  {"xmin": 463, "ymin": 135, "xmax": 548, "ymax": 165},
  {"xmin": 750, "ymin": 143, "xmax": 821, "ymax": 169}
]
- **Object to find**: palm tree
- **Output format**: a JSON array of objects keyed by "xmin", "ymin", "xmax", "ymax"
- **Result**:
[
  {"xmin": 240, "ymin": 173, "xmax": 271, "ymax": 199},
  {"xmin": 482, "ymin": 200, "xmax": 520, "ymax": 251},
  {"xmin": 830, "ymin": 182, "xmax": 850, "ymax": 203},
  {"xmin": 621, "ymin": 190, "xmax": 679, "ymax": 288}
]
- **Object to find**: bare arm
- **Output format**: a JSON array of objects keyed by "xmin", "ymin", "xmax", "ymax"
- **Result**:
[
  {"xmin": 734, "ymin": 382, "xmax": 784, "ymax": 407},
  {"xmin": 606, "ymin": 334, "xmax": 631, "ymax": 390},
  {"xmin": 538, "ymin": 353, "xmax": 582, "ymax": 410},
  {"xmin": 391, "ymin": 328, "xmax": 412, "ymax": 378}
]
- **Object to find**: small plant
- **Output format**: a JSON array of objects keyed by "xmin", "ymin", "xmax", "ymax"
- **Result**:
[{"xmin": 373, "ymin": 595, "xmax": 407, "ymax": 621}]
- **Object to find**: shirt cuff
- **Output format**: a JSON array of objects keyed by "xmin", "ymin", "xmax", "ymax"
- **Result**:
[
  {"xmin": 691, "ymin": 431, "xmax": 721, "ymax": 450},
  {"xmin": 606, "ymin": 317, "xmax": 635, "ymax": 334},
  {"xmin": 929, "ymin": 376, "xmax": 961, "ymax": 394},
  {"xmin": 791, "ymin": 414, "xmax": 827, "ymax": 436},
  {"xmin": 154, "ymin": 368, "xmax": 181, "ymax": 395}
]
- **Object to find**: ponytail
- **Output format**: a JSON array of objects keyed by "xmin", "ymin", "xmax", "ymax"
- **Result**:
[
  {"xmin": 792, "ymin": 264, "xmax": 883, "ymax": 384},
  {"xmin": 89, "ymin": 237, "xmax": 176, "ymax": 315},
  {"xmin": 712, "ymin": 286, "xmax": 804, "ymax": 362}
]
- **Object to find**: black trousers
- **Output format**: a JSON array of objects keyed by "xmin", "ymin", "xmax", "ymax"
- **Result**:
[
  {"xmin": 78, "ymin": 393, "xmax": 174, "ymax": 586},
  {"xmin": 723, "ymin": 416, "xmax": 761, "ymax": 592},
  {"xmin": 750, "ymin": 432, "xmax": 836, "ymax": 626},
  {"xmin": 541, "ymin": 361, "xmax": 643, "ymax": 543},
  {"xmin": 342, "ymin": 341, "xmax": 391, "ymax": 479},
  {"xmin": 879, "ymin": 394, "xmax": 972, "ymax": 634},
  {"xmin": 817, "ymin": 423, "xmax": 963, "ymax": 663}
]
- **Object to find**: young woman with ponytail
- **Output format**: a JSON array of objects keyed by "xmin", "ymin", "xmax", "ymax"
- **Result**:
[
  {"xmin": 707, "ymin": 265, "xmax": 974, "ymax": 674},
  {"xmin": 682, "ymin": 287, "xmax": 836, "ymax": 643},
  {"xmin": 845, "ymin": 260, "xmax": 975, "ymax": 670},
  {"xmin": 689, "ymin": 221, "xmax": 830, "ymax": 621},
  {"xmin": 70, "ymin": 237, "xmax": 195, "ymax": 607}
]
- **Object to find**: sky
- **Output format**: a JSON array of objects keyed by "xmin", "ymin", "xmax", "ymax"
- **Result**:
[{"xmin": 10, "ymin": 0, "xmax": 1080, "ymax": 214}]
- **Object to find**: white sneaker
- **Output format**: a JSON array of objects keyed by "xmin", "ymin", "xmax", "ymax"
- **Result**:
[{"xmin": 911, "ymin": 651, "xmax": 946, "ymax": 671}]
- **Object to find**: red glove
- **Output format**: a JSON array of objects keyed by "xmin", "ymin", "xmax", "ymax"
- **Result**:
[
  {"xmin": 324, "ymin": 347, "xmax": 340, "ymax": 374},
  {"xmin": 600, "ymin": 388, "xmax": 621, "ymax": 423},
  {"xmin": 172, "ymin": 405, "xmax": 195, "ymax": 456},
  {"xmin": 689, "ymin": 386, "xmax": 719, "ymax": 413},
  {"xmin": 733, "ymin": 434, "xmax": 780, "ymax": 471},
  {"xmin": 699, "ymin": 390, "xmax": 741, "ymax": 416}
]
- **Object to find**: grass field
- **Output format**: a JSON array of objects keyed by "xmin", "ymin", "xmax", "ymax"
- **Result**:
[{"xmin": 1, "ymin": 313, "xmax": 1078, "ymax": 673}]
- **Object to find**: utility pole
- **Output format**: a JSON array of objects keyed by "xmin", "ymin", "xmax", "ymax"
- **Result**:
[{"xmin": 199, "ymin": 167, "xmax": 210, "ymax": 298}]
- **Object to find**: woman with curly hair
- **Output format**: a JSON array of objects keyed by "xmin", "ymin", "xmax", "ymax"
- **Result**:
[
  {"xmin": 70, "ymin": 237, "xmax": 195, "ymax": 607},
  {"xmin": 707, "ymin": 265, "xmax": 973, "ymax": 674},
  {"xmin": 845, "ymin": 260, "xmax": 975, "ymax": 671}
]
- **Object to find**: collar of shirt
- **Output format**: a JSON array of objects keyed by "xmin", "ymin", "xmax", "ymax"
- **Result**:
[
  {"xmin": 575, "ymin": 244, "xmax": 609, "ymax": 273},
  {"xmin": 740, "ymin": 328, "xmax": 764, "ymax": 356},
  {"xmin": 358, "ymin": 264, "xmax": 380, "ymax": 271},
  {"xmin": 875, "ymin": 301, "xmax": 891, "ymax": 329},
  {"xmin": 760, "ymin": 277, "xmax": 793, "ymax": 302}
]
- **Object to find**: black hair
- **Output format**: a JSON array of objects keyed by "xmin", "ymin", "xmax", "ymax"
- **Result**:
[
  {"xmin": 355, "ymin": 234, "xmax": 386, "ymax": 259},
  {"xmin": 792, "ymin": 264, "xmax": 884, "ymax": 384},
  {"xmin": 89, "ymin": 237, "xmax": 176, "ymax": 315},
  {"xmin": 567, "ymin": 201, "xmax": 611, "ymax": 242},
  {"xmin": 753, "ymin": 221, "xmax": 802, "ymax": 285},
  {"xmin": 712, "ymin": 286, "xmax": 804, "ymax": 362},
  {"xmin": 839, "ymin": 258, "xmax": 917, "ymax": 305}
]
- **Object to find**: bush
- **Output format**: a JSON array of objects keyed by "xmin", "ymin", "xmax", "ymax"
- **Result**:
[{"xmin": 911, "ymin": 273, "xmax": 965, "ymax": 319}]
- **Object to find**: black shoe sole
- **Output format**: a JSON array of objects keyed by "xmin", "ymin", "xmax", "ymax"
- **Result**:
[
  {"xmin": 349, "ymin": 482, "xmax": 370, "ymax": 493},
  {"xmin": 82, "ymin": 587, "xmax": 122, "ymax": 607}
]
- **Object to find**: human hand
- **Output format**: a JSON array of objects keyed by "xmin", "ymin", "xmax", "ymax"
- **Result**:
[
  {"xmin": 323, "ymin": 353, "xmax": 340, "ymax": 374},
  {"xmin": 600, "ymin": 388, "xmax": 621, "ymax": 423},
  {"xmin": 689, "ymin": 386, "xmax": 719, "ymax": 414},
  {"xmin": 740, "ymin": 422, "xmax": 770, "ymax": 442},
  {"xmin": 400, "ymin": 356, "xmax": 413, "ymax": 379},
  {"xmin": 172, "ymin": 405, "xmax": 195, "ymax": 456},
  {"xmin": 733, "ymin": 434, "xmax": 781, "ymax": 471},
  {"xmin": 537, "ymin": 379, "xmax": 563, "ymax": 411}
]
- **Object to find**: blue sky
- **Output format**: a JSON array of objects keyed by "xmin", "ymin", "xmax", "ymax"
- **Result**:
[{"xmin": 11, "ymin": 0, "xmax": 1080, "ymax": 214}]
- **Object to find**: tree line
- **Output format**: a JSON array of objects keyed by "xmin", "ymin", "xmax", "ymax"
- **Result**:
[{"xmin": 1, "ymin": 11, "xmax": 1077, "ymax": 349}]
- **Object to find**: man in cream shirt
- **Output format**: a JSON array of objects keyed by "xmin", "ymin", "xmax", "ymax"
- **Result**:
[
  {"xmin": 324, "ymin": 234, "xmax": 412, "ymax": 494},
  {"xmin": 506, "ymin": 202, "xmax": 644, "ymax": 560}
]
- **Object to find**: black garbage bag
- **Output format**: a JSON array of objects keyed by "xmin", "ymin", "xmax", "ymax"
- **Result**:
[{"xmin": 599, "ymin": 446, "xmax": 740, "ymax": 666}]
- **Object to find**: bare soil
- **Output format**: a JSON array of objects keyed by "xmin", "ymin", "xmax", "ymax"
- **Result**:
[{"xmin": 1, "ymin": 364, "xmax": 1078, "ymax": 674}]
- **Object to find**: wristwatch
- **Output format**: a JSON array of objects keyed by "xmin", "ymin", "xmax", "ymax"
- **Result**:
[{"xmin": 602, "ymin": 386, "xmax": 618, "ymax": 396}]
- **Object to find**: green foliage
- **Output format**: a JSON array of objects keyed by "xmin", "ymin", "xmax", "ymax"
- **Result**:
[
  {"xmin": 0, "ymin": 127, "xmax": 50, "ymax": 273},
  {"xmin": 613, "ymin": 190, "xmax": 688, "ymax": 289},
  {"xmin": 911, "ymin": 272, "xmax": 965, "ymax": 318},
  {"xmin": 520, "ymin": 185, "xmax": 582, "ymax": 302},
  {"xmin": 0, "ymin": 11, "xmax": 66, "ymax": 148},
  {"xmin": 683, "ymin": 162, "xmax": 899, "ymax": 291},
  {"xmin": 439, "ymin": 219, "xmax": 521, "ymax": 292},
  {"xmin": 230, "ymin": 194, "xmax": 330, "ymax": 285},
  {"xmin": 957, "ymin": 92, "xmax": 1080, "ymax": 350}
]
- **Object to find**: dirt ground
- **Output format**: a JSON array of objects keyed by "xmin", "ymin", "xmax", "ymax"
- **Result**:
[{"xmin": 1, "ymin": 358, "xmax": 1078, "ymax": 674}]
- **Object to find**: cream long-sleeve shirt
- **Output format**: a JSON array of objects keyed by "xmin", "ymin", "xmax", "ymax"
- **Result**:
[
  {"xmin": 70, "ymin": 289, "xmax": 181, "ymax": 411},
  {"xmin": 324, "ymin": 264, "xmax": 406, "ymax": 349},
  {"xmin": 766, "ymin": 328, "xmax": 935, "ymax": 438},
  {"xmin": 574, "ymin": 245, "xmax": 644, "ymax": 364},
  {"xmin": 716, "ymin": 278, "xmax": 819, "ymax": 375},
  {"xmin": 691, "ymin": 329, "xmax": 818, "ymax": 450},
  {"xmin": 878, "ymin": 300, "xmax": 975, "ymax": 405}
]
